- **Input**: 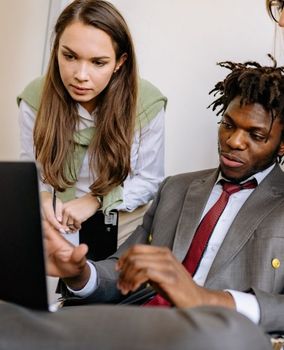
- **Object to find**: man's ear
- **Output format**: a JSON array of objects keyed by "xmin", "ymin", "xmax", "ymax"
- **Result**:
[
  {"xmin": 114, "ymin": 53, "xmax": 128, "ymax": 72},
  {"xmin": 278, "ymin": 139, "xmax": 284, "ymax": 157}
]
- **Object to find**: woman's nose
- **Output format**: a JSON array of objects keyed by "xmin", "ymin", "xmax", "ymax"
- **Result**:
[{"xmin": 74, "ymin": 63, "xmax": 89, "ymax": 82}]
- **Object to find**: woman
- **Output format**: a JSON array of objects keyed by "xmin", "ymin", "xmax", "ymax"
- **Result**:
[{"xmin": 18, "ymin": 0, "xmax": 166, "ymax": 250}]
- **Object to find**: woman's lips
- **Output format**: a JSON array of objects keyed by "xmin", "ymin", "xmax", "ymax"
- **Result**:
[
  {"xmin": 220, "ymin": 153, "xmax": 245, "ymax": 168},
  {"xmin": 70, "ymin": 85, "xmax": 91, "ymax": 95}
]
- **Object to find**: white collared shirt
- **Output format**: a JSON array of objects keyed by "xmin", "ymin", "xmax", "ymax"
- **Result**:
[
  {"xmin": 193, "ymin": 164, "xmax": 275, "ymax": 324},
  {"xmin": 18, "ymin": 100, "xmax": 165, "ymax": 212}
]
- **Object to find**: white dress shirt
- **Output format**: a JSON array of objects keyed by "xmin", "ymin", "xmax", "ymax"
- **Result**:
[
  {"xmin": 70, "ymin": 164, "xmax": 276, "ymax": 324},
  {"xmin": 193, "ymin": 165, "xmax": 275, "ymax": 324},
  {"xmin": 18, "ymin": 100, "xmax": 165, "ymax": 212}
]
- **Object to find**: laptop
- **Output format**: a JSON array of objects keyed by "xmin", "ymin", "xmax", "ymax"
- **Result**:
[
  {"xmin": 0, "ymin": 161, "xmax": 61, "ymax": 311},
  {"xmin": 0, "ymin": 161, "xmax": 119, "ymax": 311}
]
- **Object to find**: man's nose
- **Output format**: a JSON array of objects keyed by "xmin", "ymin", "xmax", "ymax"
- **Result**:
[{"xmin": 226, "ymin": 130, "xmax": 247, "ymax": 150}]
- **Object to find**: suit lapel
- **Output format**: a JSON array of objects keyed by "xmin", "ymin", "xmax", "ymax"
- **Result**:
[
  {"xmin": 205, "ymin": 165, "xmax": 284, "ymax": 286},
  {"xmin": 172, "ymin": 169, "xmax": 219, "ymax": 261}
]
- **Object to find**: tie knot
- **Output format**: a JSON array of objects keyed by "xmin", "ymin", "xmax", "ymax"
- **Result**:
[{"xmin": 221, "ymin": 178, "xmax": 257, "ymax": 196}]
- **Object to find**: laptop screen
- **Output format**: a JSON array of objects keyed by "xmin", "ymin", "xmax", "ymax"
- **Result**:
[{"xmin": 0, "ymin": 161, "xmax": 49, "ymax": 310}]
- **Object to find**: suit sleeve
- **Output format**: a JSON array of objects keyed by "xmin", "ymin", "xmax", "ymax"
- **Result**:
[
  {"xmin": 252, "ymin": 288, "xmax": 284, "ymax": 333},
  {"xmin": 61, "ymin": 177, "xmax": 171, "ymax": 303}
]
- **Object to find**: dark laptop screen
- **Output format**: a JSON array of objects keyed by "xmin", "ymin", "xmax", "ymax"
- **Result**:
[{"xmin": 0, "ymin": 161, "xmax": 48, "ymax": 310}]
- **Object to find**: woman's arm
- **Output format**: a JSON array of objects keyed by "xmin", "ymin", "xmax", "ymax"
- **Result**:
[
  {"xmin": 117, "ymin": 108, "xmax": 165, "ymax": 212},
  {"xmin": 18, "ymin": 101, "xmax": 67, "ymax": 231},
  {"xmin": 18, "ymin": 100, "xmax": 53, "ymax": 193}
]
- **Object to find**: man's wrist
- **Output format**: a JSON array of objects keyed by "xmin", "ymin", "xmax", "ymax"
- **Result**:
[
  {"xmin": 63, "ymin": 262, "xmax": 91, "ymax": 291},
  {"xmin": 66, "ymin": 262, "xmax": 98, "ymax": 297},
  {"xmin": 205, "ymin": 289, "xmax": 236, "ymax": 309}
]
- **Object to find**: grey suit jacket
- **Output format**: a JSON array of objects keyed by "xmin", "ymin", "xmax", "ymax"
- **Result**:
[{"xmin": 70, "ymin": 164, "xmax": 284, "ymax": 333}]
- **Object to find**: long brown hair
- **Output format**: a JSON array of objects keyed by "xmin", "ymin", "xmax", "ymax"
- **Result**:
[{"xmin": 34, "ymin": 0, "xmax": 138, "ymax": 196}]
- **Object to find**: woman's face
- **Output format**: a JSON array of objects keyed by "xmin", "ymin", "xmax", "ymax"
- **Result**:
[{"xmin": 57, "ymin": 21, "xmax": 126, "ymax": 113}]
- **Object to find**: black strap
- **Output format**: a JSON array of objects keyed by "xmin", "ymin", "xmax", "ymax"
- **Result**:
[{"xmin": 79, "ymin": 210, "xmax": 118, "ymax": 261}]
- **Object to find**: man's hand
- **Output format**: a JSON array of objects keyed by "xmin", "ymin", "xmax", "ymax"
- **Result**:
[
  {"xmin": 116, "ymin": 244, "xmax": 235, "ymax": 309},
  {"xmin": 43, "ymin": 220, "xmax": 90, "ymax": 290}
]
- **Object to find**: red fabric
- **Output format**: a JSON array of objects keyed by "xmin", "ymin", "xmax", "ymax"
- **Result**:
[
  {"xmin": 184, "ymin": 179, "xmax": 257, "ymax": 275},
  {"xmin": 145, "ymin": 179, "xmax": 257, "ymax": 307}
]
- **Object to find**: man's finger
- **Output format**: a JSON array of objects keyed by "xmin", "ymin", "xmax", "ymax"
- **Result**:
[{"xmin": 71, "ymin": 244, "xmax": 88, "ymax": 264}]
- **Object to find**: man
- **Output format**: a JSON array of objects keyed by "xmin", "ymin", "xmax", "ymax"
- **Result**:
[{"xmin": 46, "ymin": 56, "xmax": 284, "ymax": 341}]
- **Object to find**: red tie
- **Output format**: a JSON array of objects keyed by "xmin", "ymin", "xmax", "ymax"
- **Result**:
[{"xmin": 145, "ymin": 178, "xmax": 257, "ymax": 307}]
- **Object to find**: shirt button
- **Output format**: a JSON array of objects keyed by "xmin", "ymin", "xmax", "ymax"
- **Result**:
[{"xmin": 272, "ymin": 258, "xmax": 281, "ymax": 269}]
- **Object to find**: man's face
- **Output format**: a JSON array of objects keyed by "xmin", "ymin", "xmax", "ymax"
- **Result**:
[{"xmin": 218, "ymin": 96, "xmax": 284, "ymax": 182}]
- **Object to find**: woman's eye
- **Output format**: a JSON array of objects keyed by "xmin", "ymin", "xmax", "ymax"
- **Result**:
[
  {"xmin": 93, "ymin": 61, "xmax": 106, "ymax": 67},
  {"xmin": 63, "ymin": 53, "xmax": 75, "ymax": 60}
]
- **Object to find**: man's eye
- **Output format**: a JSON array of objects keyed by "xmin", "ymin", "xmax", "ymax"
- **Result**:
[
  {"xmin": 251, "ymin": 134, "xmax": 266, "ymax": 141},
  {"xmin": 268, "ymin": 0, "xmax": 284, "ymax": 22},
  {"xmin": 272, "ymin": 0, "xmax": 284, "ymax": 10},
  {"xmin": 278, "ymin": 0, "xmax": 284, "ymax": 10},
  {"xmin": 220, "ymin": 120, "xmax": 233, "ymax": 129}
]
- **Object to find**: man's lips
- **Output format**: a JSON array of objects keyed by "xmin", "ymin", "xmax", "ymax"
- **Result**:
[{"xmin": 220, "ymin": 152, "xmax": 245, "ymax": 168}]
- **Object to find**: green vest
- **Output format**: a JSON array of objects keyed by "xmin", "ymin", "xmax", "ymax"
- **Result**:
[{"xmin": 17, "ymin": 76, "xmax": 167, "ymax": 214}]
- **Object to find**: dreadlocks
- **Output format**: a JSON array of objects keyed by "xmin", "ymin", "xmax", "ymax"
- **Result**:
[{"xmin": 209, "ymin": 55, "xmax": 284, "ymax": 131}]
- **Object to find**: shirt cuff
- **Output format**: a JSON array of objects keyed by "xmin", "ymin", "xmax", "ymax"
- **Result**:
[
  {"xmin": 39, "ymin": 182, "xmax": 53, "ymax": 193},
  {"xmin": 66, "ymin": 261, "xmax": 98, "ymax": 297},
  {"xmin": 226, "ymin": 289, "xmax": 260, "ymax": 324}
]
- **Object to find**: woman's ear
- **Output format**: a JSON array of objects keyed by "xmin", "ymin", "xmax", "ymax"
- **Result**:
[{"xmin": 114, "ymin": 53, "xmax": 128, "ymax": 72}]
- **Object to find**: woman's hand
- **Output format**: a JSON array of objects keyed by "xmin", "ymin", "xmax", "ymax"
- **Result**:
[
  {"xmin": 41, "ymin": 191, "xmax": 66, "ymax": 233},
  {"xmin": 61, "ymin": 193, "xmax": 101, "ymax": 232}
]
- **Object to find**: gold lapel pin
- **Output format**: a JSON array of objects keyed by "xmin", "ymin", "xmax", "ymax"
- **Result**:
[{"xmin": 272, "ymin": 258, "xmax": 281, "ymax": 269}]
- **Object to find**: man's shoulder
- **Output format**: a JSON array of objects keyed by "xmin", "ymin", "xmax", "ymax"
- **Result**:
[{"xmin": 163, "ymin": 168, "xmax": 217, "ymax": 190}]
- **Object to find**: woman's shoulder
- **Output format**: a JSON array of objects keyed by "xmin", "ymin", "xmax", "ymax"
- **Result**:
[
  {"xmin": 17, "ymin": 76, "xmax": 45, "ymax": 112},
  {"xmin": 136, "ymin": 78, "xmax": 167, "ymax": 128},
  {"xmin": 138, "ymin": 78, "xmax": 167, "ymax": 104}
]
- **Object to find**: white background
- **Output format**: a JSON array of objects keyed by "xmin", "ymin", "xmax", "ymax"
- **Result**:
[{"xmin": 0, "ymin": 0, "xmax": 280, "ymax": 176}]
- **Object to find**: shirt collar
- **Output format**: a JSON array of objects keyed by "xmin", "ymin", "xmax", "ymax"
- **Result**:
[
  {"xmin": 77, "ymin": 103, "xmax": 96, "ymax": 122},
  {"xmin": 217, "ymin": 163, "xmax": 276, "ymax": 186}
]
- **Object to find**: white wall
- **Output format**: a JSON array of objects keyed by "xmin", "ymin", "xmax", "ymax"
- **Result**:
[
  {"xmin": 112, "ymin": 0, "xmax": 276, "ymax": 175},
  {"xmin": 0, "ymin": 0, "xmax": 277, "ymax": 176},
  {"xmin": 0, "ymin": 0, "xmax": 49, "ymax": 160}
]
